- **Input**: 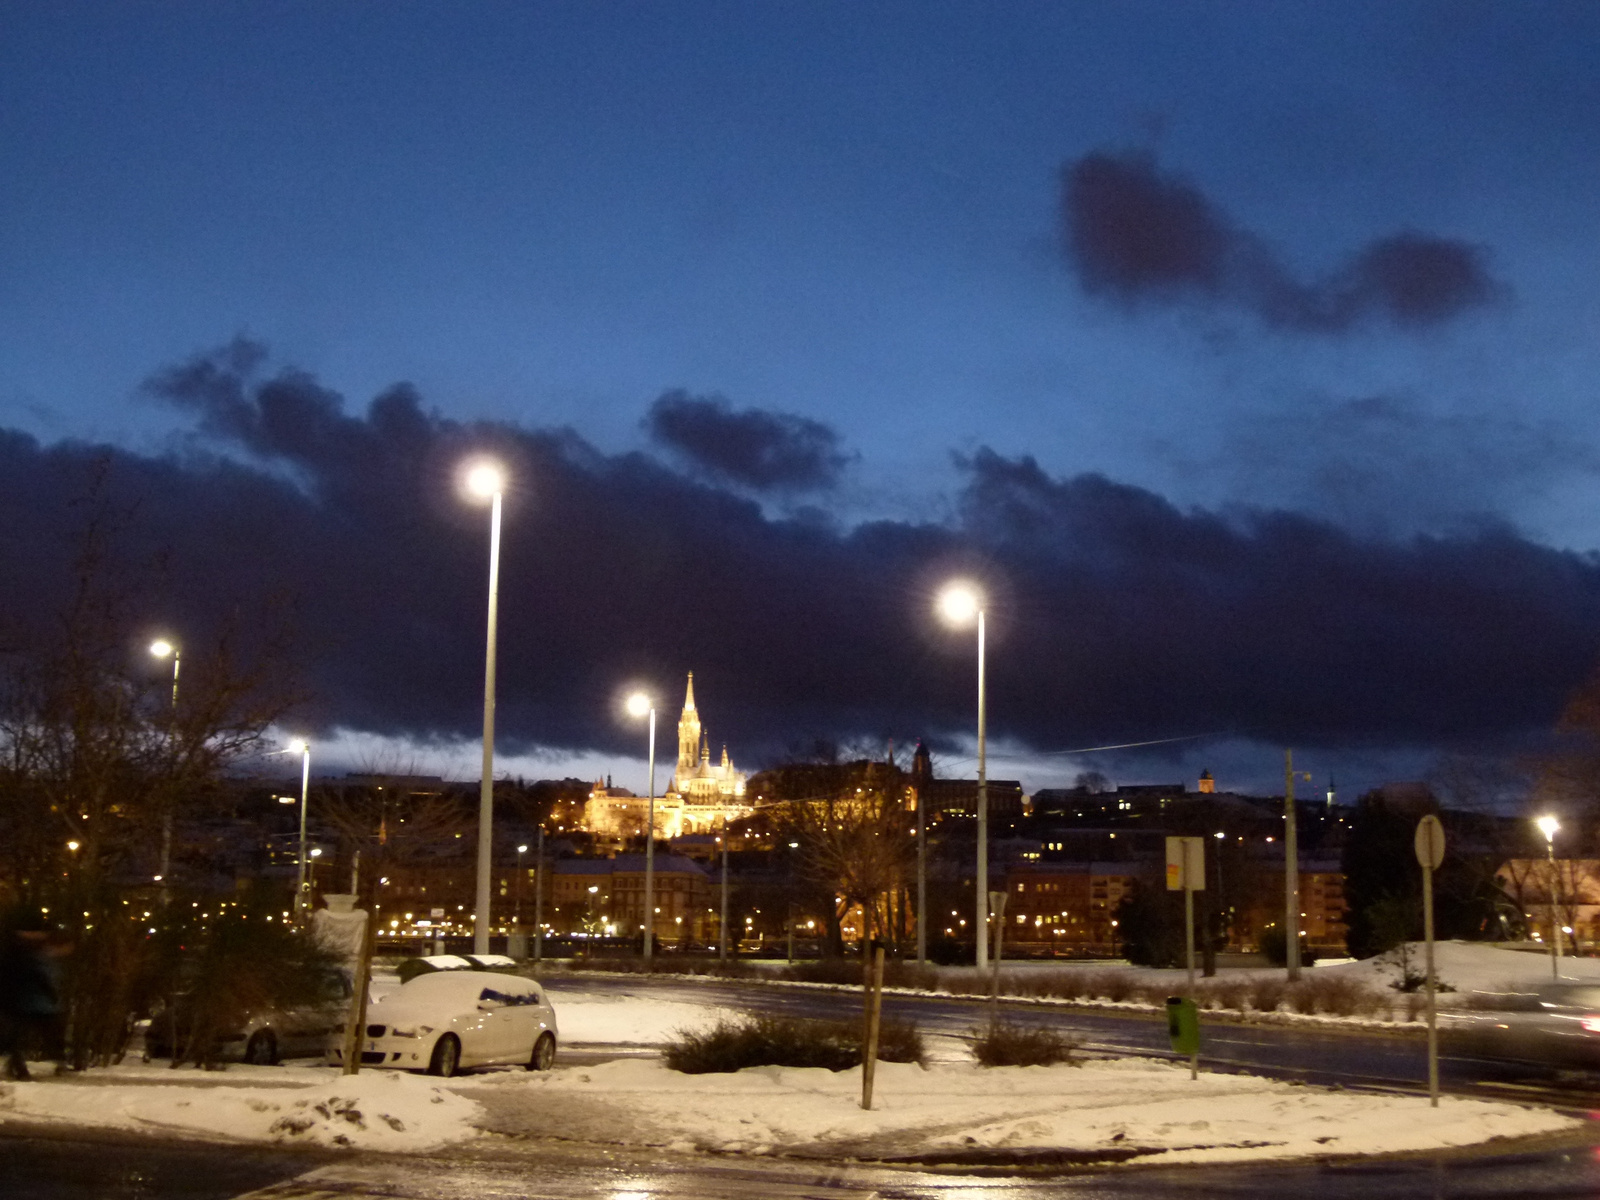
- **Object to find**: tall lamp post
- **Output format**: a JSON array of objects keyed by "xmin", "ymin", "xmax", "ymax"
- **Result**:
[
  {"xmin": 465, "ymin": 460, "xmax": 505, "ymax": 956},
  {"xmin": 627, "ymin": 692, "xmax": 657, "ymax": 962},
  {"xmin": 288, "ymin": 739, "xmax": 311, "ymax": 918},
  {"xmin": 149, "ymin": 639, "xmax": 181, "ymax": 902},
  {"xmin": 1537, "ymin": 815, "xmax": 1561, "ymax": 980},
  {"xmin": 516, "ymin": 843, "xmax": 529, "ymax": 932},
  {"xmin": 938, "ymin": 581, "xmax": 989, "ymax": 970}
]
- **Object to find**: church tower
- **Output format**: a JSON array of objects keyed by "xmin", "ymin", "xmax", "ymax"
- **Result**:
[{"xmin": 677, "ymin": 674, "xmax": 701, "ymax": 774}]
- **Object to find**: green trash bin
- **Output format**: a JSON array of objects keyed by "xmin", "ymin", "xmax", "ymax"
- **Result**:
[{"xmin": 1166, "ymin": 996, "xmax": 1200, "ymax": 1056}]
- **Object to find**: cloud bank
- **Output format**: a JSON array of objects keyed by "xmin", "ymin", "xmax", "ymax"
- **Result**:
[
  {"xmin": 1062, "ymin": 151, "xmax": 1502, "ymax": 332},
  {"xmin": 2, "ymin": 341, "xmax": 1595, "ymax": 769},
  {"xmin": 644, "ymin": 390, "xmax": 852, "ymax": 492}
]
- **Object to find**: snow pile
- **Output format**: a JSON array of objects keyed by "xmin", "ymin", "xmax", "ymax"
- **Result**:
[
  {"xmin": 475, "ymin": 1056, "xmax": 1577, "ymax": 1165},
  {"xmin": 0, "ymin": 1069, "xmax": 480, "ymax": 1152},
  {"xmin": 541, "ymin": 981, "xmax": 744, "ymax": 1044}
]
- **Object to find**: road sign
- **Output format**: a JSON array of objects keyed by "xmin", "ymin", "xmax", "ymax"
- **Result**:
[
  {"xmin": 1165, "ymin": 836, "xmax": 1205, "ymax": 891},
  {"xmin": 1414, "ymin": 815, "xmax": 1445, "ymax": 871}
]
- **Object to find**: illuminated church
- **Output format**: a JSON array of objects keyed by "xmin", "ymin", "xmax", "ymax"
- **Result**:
[{"xmin": 586, "ymin": 674, "xmax": 751, "ymax": 840}]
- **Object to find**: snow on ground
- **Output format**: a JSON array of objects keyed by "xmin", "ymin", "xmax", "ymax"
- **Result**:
[
  {"xmin": 937, "ymin": 941, "xmax": 1600, "ymax": 1010},
  {"xmin": 539, "ymin": 980, "xmax": 743, "ymax": 1044},
  {"xmin": 0, "ymin": 974, "xmax": 1584, "ymax": 1162},
  {"xmin": 464, "ymin": 1055, "xmax": 1576, "ymax": 1165},
  {"xmin": 0, "ymin": 1065, "xmax": 478, "ymax": 1151}
]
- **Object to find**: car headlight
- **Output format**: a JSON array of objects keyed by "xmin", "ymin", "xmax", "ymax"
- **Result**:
[{"xmin": 389, "ymin": 1025, "xmax": 433, "ymax": 1038}]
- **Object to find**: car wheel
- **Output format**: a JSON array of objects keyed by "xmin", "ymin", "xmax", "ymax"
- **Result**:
[
  {"xmin": 527, "ymin": 1032, "xmax": 556, "ymax": 1072},
  {"xmin": 244, "ymin": 1031, "xmax": 279, "ymax": 1066},
  {"xmin": 427, "ymin": 1034, "xmax": 461, "ymax": 1078}
]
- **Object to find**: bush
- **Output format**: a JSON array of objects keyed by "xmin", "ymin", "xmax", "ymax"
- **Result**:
[
  {"xmin": 1197, "ymin": 978, "xmax": 1250, "ymax": 1012},
  {"xmin": 152, "ymin": 901, "xmax": 344, "ymax": 1068},
  {"xmin": 1286, "ymin": 974, "xmax": 1391, "ymax": 1018},
  {"xmin": 1245, "ymin": 976, "xmax": 1288, "ymax": 1013},
  {"xmin": 663, "ymin": 1014, "xmax": 925, "ymax": 1074},
  {"xmin": 781, "ymin": 958, "xmax": 939, "ymax": 991},
  {"xmin": 972, "ymin": 1020, "xmax": 1078, "ymax": 1067},
  {"xmin": 1086, "ymin": 969, "xmax": 1140, "ymax": 1003}
]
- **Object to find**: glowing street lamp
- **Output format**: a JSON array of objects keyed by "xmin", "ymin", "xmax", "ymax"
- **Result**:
[
  {"xmin": 1537, "ymin": 815, "xmax": 1561, "ymax": 979},
  {"xmin": 463, "ymin": 459, "xmax": 505, "ymax": 955},
  {"xmin": 287, "ymin": 739, "xmax": 311, "ymax": 918},
  {"xmin": 627, "ymin": 691, "xmax": 658, "ymax": 962},
  {"xmin": 149, "ymin": 638, "xmax": 182, "ymax": 901},
  {"xmin": 938, "ymin": 580, "xmax": 989, "ymax": 969}
]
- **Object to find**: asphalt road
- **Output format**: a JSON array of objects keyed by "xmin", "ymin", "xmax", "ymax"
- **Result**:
[{"xmin": 6, "ymin": 1123, "xmax": 1600, "ymax": 1199}]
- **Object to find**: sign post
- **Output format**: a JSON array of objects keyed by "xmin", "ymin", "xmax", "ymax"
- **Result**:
[
  {"xmin": 1166, "ymin": 836, "xmax": 1205, "ymax": 1079},
  {"xmin": 1414, "ymin": 815, "xmax": 1446, "ymax": 1108}
]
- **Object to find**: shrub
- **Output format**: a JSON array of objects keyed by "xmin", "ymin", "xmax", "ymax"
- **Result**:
[
  {"xmin": 779, "ymin": 957, "xmax": 936, "ymax": 990},
  {"xmin": 972, "ymin": 1020, "xmax": 1078, "ymax": 1068},
  {"xmin": 1086, "ymin": 970, "xmax": 1139, "ymax": 1003},
  {"xmin": 1197, "ymin": 978, "xmax": 1250, "ymax": 1012},
  {"xmin": 1285, "ymin": 974, "xmax": 1391, "ymax": 1018},
  {"xmin": 152, "ymin": 901, "xmax": 344, "ymax": 1068},
  {"xmin": 664, "ymin": 1014, "xmax": 925, "ymax": 1074},
  {"xmin": 1245, "ymin": 976, "xmax": 1288, "ymax": 1013}
]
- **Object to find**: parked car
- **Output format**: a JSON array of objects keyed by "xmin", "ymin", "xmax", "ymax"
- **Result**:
[
  {"xmin": 1444, "ymin": 983, "xmax": 1600, "ymax": 1074},
  {"xmin": 330, "ymin": 970, "xmax": 557, "ymax": 1077},
  {"xmin": 145, "ymin": 972, "xmax": 352, "ymax": 1065}
]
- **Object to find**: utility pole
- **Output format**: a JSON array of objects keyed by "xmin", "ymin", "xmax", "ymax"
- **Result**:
[{"xmin": 1284, "ymin": 750, "xmax": 1310, "ymax": 983}]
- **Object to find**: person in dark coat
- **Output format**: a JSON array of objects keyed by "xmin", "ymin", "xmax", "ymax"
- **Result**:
[{"xmin": 0, "ymin": 913, "xmax": 65, "ymax": 1081}]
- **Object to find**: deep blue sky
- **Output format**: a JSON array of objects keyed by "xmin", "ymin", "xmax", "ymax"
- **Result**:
[{"xmin": 3, "ymin": 3, "xmax": 1599, "ymax": 796}]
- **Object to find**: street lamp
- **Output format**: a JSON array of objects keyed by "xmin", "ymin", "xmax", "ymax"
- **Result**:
[
  {"xmin": 516, "ymin": 843, "xmax": 528, "ymax": 933},
  {"xmin": 938, "ymin": 580, "xmax": 989, "ymax": 969},
  {"xmin": 464, "ymin": 459, "xmax": 505, "ymax": 955},
  {"xmin": 150, "ymin": 638, "xmax": 181, "ymax": 901},
  {"xmin": 1537, "ymin": 815, "xmax": 1561, "ymax": 979},
  {"xmin": 287, "ymin": 739, "xmax": 311, "ymax": 918},
  {"xmin": 626, "ymin": 691, "xmax": 657, "ymax": 962}
]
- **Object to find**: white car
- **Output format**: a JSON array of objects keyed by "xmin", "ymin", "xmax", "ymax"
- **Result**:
[{"xmin": 332, "ymin": 971, "xmax": 558, "ymax": 1077}]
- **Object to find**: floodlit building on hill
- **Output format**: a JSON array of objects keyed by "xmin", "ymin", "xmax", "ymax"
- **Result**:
[{"xmin": 586, "ymin": 673, "xmax": 753, "ymax": 841}]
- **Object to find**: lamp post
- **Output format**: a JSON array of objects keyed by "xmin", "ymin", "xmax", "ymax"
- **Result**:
[
  {"xmin": 287, "ymin": 739, "xmax": 311, "ymax": 919},
  {"xmin": 1537, "ymin": 815, "xmax": 1561, "ymax": 979},
  {"xmin": 627, "ymin": 692, "xmax": 657, "ymax": 962},
  {"xmin": 533, "ymin": 825, "xmax": 545, "ymax": 962},
  {"xmin": 939, "ymin": 582, "xmax": 989, "ymax": 970},
  {"xmin": 516, "ymin": 843, "xmax": 528, "ymax": 933},
  {"xmin": 1284, "ymin": 750, "xmax": 1311, "ymax": 983},
  {"xmin": 718, "ymin": 833, "xmax": 729, "ymax": 962},
  {"xmin": 149, "ymin": 639, "xmax": 180, "ymax": 902},
  {"xmin": 465, "ymin": 460, "xmax": 505, "ymax": 956}
]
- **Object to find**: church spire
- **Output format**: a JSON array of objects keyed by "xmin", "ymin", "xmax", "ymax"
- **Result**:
[{"xmin": 677, "ymin": 673, "xmax": 702, "ymax": 775}]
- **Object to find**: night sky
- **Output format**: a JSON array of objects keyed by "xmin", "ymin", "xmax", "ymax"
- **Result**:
[{"xmin": 3, "ymin": 4, "xmax": 1599, "ymax": 796}]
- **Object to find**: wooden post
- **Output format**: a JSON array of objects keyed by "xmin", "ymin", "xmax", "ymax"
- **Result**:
[
  {"xmin": 339, "ymin": 899, "xmax": 376, "ymax": 1076},
  {"xmin": 861, "ymin": 942, "xmax": 885, "ymax": 1110}
]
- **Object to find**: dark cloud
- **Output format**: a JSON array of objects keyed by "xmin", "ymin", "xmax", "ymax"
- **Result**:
[
  {"xmin": 4, "ymin": 344, "xmax": 1596, "ymax": 769},
  {"xmin": 1196, "ymin": 393, "xmax": 1600, "ymax": 537},
  {"xmin": 643, "ymin": 389, "xmax": 852, "ymax": 492},
  {"xmin": 1062, "ymin": 151, "xmax": 1501, "ymax": 332}
]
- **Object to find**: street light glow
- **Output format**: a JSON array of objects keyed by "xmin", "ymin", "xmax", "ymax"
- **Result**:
[
  {"xmin": 149, "ymin": 639, "xmax": 174, "ymax": 658},
  {"xmin": 287, "ymin": 738, "xmax": 307, "ymax": 754},
  {"xmin": 937, "ymin": 581, "xmax": 981, "ymax": 624},
  {"xmin": 1537, "ymin": 815, "xmax": 1560, "ymax": 841},
  {"xmin": 625, "ymin": 691, "xmax": 651, "ymax": 718},
  {"xmin": 464, "ymin": 461, "xmax": 504, "ymax": 499}
]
